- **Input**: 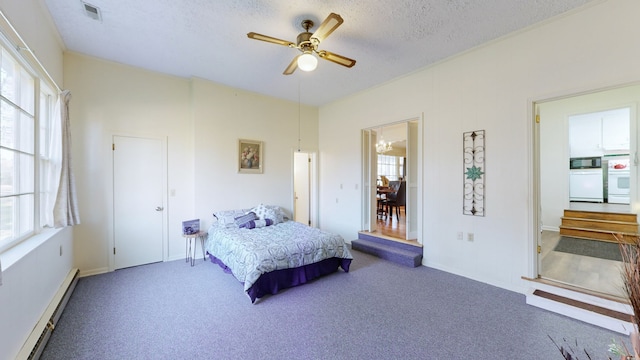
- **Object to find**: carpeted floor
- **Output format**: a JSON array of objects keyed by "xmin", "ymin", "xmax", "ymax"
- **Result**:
[
  {"xmin": 40, "ymin": 249, "xmax": 626, "ymax": 359},
  {"xmin": 554, "ymin": 236, "xmax": 624, "ymax": 261}
]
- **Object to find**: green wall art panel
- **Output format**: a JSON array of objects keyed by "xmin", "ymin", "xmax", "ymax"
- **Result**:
[{"xmin": 463, "ymin": 130, "xmax": 485, "ymax": 216}]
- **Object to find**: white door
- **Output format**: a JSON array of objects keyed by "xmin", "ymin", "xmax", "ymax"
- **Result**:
[
  {"xmin": 406, "ymin": 120, "xmax": 419, "ymax": 240},
  {"xmin": 361, "ymin": 129, "xmax": 378, "ymax": 232},
  {"xmin": 113, "ymin": 135, "xmax": 164, "ymax": 269},
  {"xmin": 294, "ymin": 152, "xmax": 310, "ymax": 226}
]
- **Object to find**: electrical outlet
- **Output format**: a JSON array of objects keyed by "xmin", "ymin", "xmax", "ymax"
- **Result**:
[
  {"xmin": 336, "ymin": 198, "xmax": 339, "ymax": 203},
  {"xmin": 467, "ymin": 233, "xmax": 474, "ymax": 242},
  {"xmin": 457, "ymin": 232, "xmax": 463, "ymax": 241}
]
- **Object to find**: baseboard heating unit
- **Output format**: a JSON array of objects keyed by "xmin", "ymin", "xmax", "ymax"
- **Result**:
[{"xmin": 16, "ymin": 268, "xmax": 80, "ymax": 360}]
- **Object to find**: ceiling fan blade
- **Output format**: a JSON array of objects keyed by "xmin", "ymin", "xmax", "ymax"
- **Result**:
[
  {"xmin": 317, "ymin": 50, "xmax": 356, "ymax": 68},
  {"xmin": 311, "ymin": 13, "xmax": 344, "ymax": 43},
  {"xmin": 283, "ymin": 55, "xmax": 300, "ymax": 75},
  {"xmin": 247, "ymin": 32, "xmax": 295, "ymax": 47}
]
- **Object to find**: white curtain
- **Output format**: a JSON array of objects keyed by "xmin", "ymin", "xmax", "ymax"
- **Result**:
[
  {"xmin": 42, "ymin": 91, "xmax": 63, "ymax": 227},
  {"xmin": 53, "ymin": 90, "xmax": 80, "ymax": 227}
]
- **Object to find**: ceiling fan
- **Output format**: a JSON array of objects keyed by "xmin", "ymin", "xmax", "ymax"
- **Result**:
[{"xmin": 247, "ymin": 13, "xmax": 356, "ymax": 75}]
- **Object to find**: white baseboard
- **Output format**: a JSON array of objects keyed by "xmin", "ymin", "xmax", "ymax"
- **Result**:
[
  {"xmin": 79, "ymin": 267, "xmax": 108, "ymax": 277},
  {"xmin": 541, "ymin": 225, "xmax": 560, "ymax": 232}
]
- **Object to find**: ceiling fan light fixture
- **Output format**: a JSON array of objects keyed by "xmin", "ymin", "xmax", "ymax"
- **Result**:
[
  {"xmin": 247, "ymin": 13, "xmax": 355, "ymax": 75},
  {"xmin": 297, "ymin": 52, "xmax": 317, "ymax": 72}
]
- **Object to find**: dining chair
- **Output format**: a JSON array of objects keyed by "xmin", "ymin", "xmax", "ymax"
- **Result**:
[{"xmin": 386, "ymin": 181, "xmax": 406, "ymax": 221}]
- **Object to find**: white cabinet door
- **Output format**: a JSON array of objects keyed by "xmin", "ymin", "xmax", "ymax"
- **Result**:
[
  {"xmin": 569, "ymin": 115, "xmax": 602, "ymax": 157},
  {"xmin": 602, "ymin": 109, "xmax": 630, "ymax": 150}
]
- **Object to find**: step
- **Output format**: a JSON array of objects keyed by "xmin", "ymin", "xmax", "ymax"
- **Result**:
[
  {"xmin": 561, "ymin": 217, "xmax": 639, "ymax": 233},
  {"xmin": 558, "ymin": 226, "xmax": 638, "ymax": 243},
  {"xmin": 352, "ymin": 233, "xmax": 422, "ymax": 267},
  {"xmin": 563, "ymin": 209, "xmax": 637, "ymax": 223},
  {"xmin": 524, "ymin": 280, "xmax": 633, "ymax": 334}
]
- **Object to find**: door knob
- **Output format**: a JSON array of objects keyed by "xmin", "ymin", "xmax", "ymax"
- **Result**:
[{"xmin": 155, "ymin": 206, "xmax": 164, "ymax": 211}]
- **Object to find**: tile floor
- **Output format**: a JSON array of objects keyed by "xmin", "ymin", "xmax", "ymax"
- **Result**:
[
  {"xmin": 540, "ymin": 230, "xmax": 626, "ymax": 298},
  {"xmin": 539, "ymin": 201, "xmax": 633, "ymax": 298}
]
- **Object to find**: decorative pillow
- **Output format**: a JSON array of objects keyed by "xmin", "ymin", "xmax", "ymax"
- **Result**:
[
  {"xmin": 265, "ymin": 205, "xmax": 287, "ymax": 223},
  {"xmin": 250, "ymin": 204, "xmax": 269, "ymax": 220},
  {"xmin": 250, "ymin": 204, "xmax": 275, "ymax": 223},
  {"xmin": 240, "ymin": 218, "xmax": 273, "ymax": 229},
  {"xmin": 234, "ymin": 212, "xmax": 257, "ymax": 228}
]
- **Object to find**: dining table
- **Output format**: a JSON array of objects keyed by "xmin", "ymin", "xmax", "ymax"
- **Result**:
[{"xmin": 377, "ymin": 186, "xmax": 396, "ymax": 195}]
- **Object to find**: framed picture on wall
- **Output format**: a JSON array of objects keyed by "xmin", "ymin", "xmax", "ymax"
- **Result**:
[{"xmin": 238, "ymin": 139, "xmax": 263, "ymax": 174}]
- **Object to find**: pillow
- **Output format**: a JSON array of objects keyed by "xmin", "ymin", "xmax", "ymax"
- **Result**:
[
  {"xmin": 251, "ymin": 204, "xmax": 282, "ymax": 225},
  {"xmin": 213, "ymin": 209, "xmax": 250, "ymax": 227},
  {"xmin": 234, "ymin": 212, "xmax": 257, "ymax": 228},
  {"xmin": 250, "ymin": 204, "xmax": 269, "ymax": 220},
  {"xmin": 265, "ymin": 205, "xmax": 287, "ymax": 223},
  {"xmin": 240, "ymin": 218, "xmax": 273, "ymax": 229}
]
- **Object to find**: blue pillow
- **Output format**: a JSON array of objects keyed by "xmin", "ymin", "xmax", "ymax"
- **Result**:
[
  {"xmin": 234, "ymin": 212, "xmax": 257, "ymax": 227},
  {"xmin": 240, "ymin": 218, "xmax": 273, "ymax": 229}
]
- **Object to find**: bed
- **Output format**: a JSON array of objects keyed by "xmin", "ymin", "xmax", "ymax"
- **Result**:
[{"xmin": 205, "ymin": 205, "xmax": 353, "ymax": 303}]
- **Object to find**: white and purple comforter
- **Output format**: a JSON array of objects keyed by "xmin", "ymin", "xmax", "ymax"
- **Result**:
[{"xmin": 205, "ymin": 220, "xmax": 352, "ymax": 295}]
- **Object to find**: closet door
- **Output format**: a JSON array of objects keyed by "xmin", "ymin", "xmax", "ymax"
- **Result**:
[{"xmin": 113, "ymin": 135, "xmax": 164, "ymax": 269}]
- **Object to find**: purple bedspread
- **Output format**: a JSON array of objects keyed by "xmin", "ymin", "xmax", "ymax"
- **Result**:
[{"xmin": 208, "ymin": 254, "xmax": 351, "ymax": 303}]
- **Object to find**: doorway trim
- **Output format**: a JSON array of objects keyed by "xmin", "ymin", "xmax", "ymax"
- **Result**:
[
  {"xmin": 529, "ymin": 82, "xmax": 640, "ymax": 281},
  {"xmin": 361, "ymin": 115, "xmax": 423, "ymax": 244}
]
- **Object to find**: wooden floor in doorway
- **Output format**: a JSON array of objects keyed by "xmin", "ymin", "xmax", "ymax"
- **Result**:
[{"xmin": 375, "ymin": 207, "xmax": 408, "ymax": 241}]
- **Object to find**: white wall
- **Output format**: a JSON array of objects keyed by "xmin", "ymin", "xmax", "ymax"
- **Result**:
[
  {"xmin": 63, "ymin": 52, "xmax": 194, "ymax": 272},
  {"xmin": 318, "ymin": 0, "xmax": 640, "ymax": 293},
  {"xmin": 0, "ymin": 228, "xmax": 73, "ymax": 359},
  {"xmin": 191, "ymin": 78, "xmax": 318, "ymax": 229},
  {"xmin": 0, "ymin": 0, "xmax": 63, "ymax": 85},
  {"xmin": 0, "ymin": 2, "xmax": 70, "ymax": 359},
  {"xmin": 63, "ymin": 55, "xmax": 319, "ymax": 274}
]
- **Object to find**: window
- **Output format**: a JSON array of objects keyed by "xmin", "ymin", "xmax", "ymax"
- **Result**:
[
  {"xmin": 0, "ymin": 44, "xmax": 56, "ymax": 252},
  {"xmin": 377, "ymin": 154, "xmax": 404, "ymax": 182}
]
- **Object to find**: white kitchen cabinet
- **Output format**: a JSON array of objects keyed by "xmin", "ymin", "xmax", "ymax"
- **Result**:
[
  {"xmin": 569, "ymin": 114, "xmax": 602, "ymax": 157},
  {"xmin": 602, "ymin": 113, "xmax": 630, "ymax": 150},
  {"xmin": 569, "ymin": 107, "xmax": 630, "ymax": 157}
]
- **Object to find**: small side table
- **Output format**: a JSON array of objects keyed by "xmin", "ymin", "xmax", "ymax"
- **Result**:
[{"xmin": 183, "ymin": 230, "xmax": 207, "ymax": 266}]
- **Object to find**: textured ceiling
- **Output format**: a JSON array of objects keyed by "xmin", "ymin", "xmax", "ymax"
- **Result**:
[{"xmin": 42, "ymin": 0, "xmax": 596, "ymax": 106}]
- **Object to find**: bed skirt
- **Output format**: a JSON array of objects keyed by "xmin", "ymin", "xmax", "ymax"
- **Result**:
[{"xmin": 208, "ymin": 254, "xmax": 351, "ymax": 303}]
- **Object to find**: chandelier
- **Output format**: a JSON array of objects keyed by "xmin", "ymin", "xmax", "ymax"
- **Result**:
[
  {"xmin": 376, "ymin": 139, "xmax": 393, "ymax": 154},
  {"xmin": 375, "ymin": 127, "xmax": 393, "ymax": 154}
]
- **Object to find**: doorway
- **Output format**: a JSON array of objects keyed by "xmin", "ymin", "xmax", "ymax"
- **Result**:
[
  {"xmin": 113, "ymin": 135, "xmax": 166, "ymax": 269},
  {"xmin": 293, "ymin": 151, "xmax": 317, "ymax": 227},
  {"xmin": 536, "ymin": 85, "xmax": 640, "ymax": 297},
  {"xmin": 361, "ymin": 119, "xmax": 419, "ymax": 242}
]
